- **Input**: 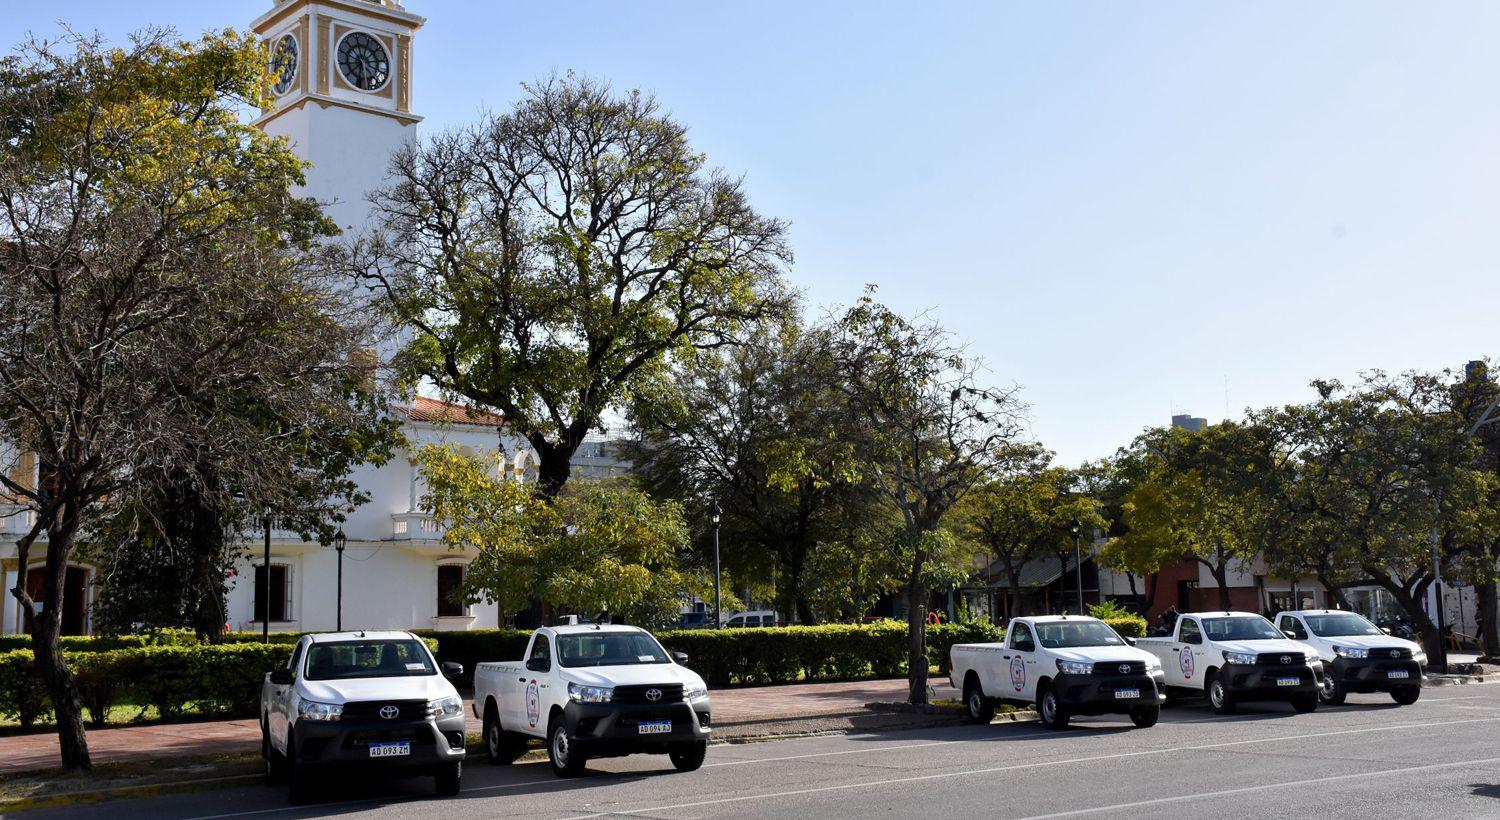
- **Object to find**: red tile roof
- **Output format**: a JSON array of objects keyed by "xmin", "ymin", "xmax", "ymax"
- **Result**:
[{"xmin": 398, "ymin": 396, "xmax": 506, "ymax": 427}]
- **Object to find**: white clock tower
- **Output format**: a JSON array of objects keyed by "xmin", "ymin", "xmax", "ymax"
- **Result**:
[{"xmin": 251, "ymin": 0, "xmax": 424, "ymax": 234}]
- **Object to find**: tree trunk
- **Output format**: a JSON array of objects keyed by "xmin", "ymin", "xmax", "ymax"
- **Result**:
[
  {"xmin": 905, "ymin": 580, "xmax": 928, "ymax": 705},
  {"xmin": 21, "ymin": 505, "xmax": 91, "ymax": 770},
  {"xmin": 1210, "ymin": 563, "xmax": 1232, "ymax": 610},
  {"xmin": 1378, "ymin": 578, "xmax": 1444, "ymax": 670},
  {"xmin": 1478, "ymin": 580, "xmax": 1500, "ymax": 659},
  {"xmin": 188, "ymin": 495, "xmax": 227, "ymax": 643}
]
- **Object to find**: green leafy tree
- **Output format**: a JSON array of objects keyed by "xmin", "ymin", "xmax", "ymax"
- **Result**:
[
  {"xmin": 0, "ymin": 29, "xmax": 340, "ymax": 769},
  {"xmin": 952, "ymin": 446, "xmax": 1106, "ymax": 617},
  {"xmin": 1107, "ymin": 423, "xmax": 1281, "ymax": 610},
  {"xmin": 823, "ymin": 293, "xmax": 1026, "ymax": 704},
  {"xmin": 352, "ymin": 74, "xmax": 794, "ymax": 498},
  {"xmin": 415, "ymin": 446, "xmax": 691, "ymax": 627},
  {"xmin": 630, "ymin": 321, "xmax": 873, "ymax": 623}
]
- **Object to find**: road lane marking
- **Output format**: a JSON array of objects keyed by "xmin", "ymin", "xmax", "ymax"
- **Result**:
[
  {"xmin": 554, "ymin": 715, "xmax": 1500, "ymax": 819},
  {"xmin": 1014, "ymin": 754, "xmax": 1500, "ymax": 818}
]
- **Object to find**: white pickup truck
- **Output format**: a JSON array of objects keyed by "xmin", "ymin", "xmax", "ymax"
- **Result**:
[
  {"xmin": 260, "ymin": 631, "xmax": 468, "ymax": 804},
  {"xmin": 1133, "ymin": 611, "xmax": 1322, "ymax": 714},
  {"xmin": 950, "ymin": 615, "xmax": 1167, "ymax": 730},
  {"xmin": 473, "ymin": 624, "xmax": 711, "ymax": 777},
  {"xmin": 1274, "ymin": 610, "xmax": 1426, "ymax": 705}
]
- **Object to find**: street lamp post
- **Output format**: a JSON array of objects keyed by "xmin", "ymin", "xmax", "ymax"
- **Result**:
[
  {"xmin": 334, "ymin": 529, "xmax": 346, "ymax": 632},
  {"xmin": 1071, "ymin": 519, "xmax": 1084, "ymax": 614},
  {"xmin": 709, "ymin": 502, "xmax": 722, "ymax": 629}
]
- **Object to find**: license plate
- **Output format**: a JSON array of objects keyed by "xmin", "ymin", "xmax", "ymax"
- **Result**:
[
  {"xmin": 1388, "ymin": 670, "xmax": 1409, "ymax": 679},
  {"xmin": 638, "ymin": 720, "xmax": 671, "ymax": 735},
  {"xmin": 369, "ymin": 741, "xmax": 410, "ymax": 758},
  {"xmin": 1114, "ymin": 689, "xmax": 1139, "ymax": 699},
  {"xmin": 1276, "ymin": 677, "xmax": 1299, "ymax": 687}
]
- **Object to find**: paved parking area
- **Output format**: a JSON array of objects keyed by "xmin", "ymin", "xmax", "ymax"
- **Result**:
[{"xmin": 31, "ymin": 683, "xmax": 1500, "ymax": 819}]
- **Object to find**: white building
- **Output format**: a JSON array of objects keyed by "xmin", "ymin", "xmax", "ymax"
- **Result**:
[{"xmin": 0, "ymin": 0, "xmax": 582, "ymax": 636}]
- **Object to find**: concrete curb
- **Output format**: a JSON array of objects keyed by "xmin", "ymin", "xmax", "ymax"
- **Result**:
[
  {"xmin": 1426, "ymin": 673, "xmax": 1488, "ymax": 686},
  {"xmin": 0, "ymin": 771, "xmax": 262, "ymax": 814}
]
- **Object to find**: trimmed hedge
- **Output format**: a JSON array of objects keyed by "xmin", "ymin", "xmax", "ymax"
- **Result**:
[
  {"xmin": 1102, "ymin": 616, "xmax": 1148, "ymax": 638},
  {"xmin": 0, "ymin": 636, "xmax": 440, "ymax": 730}
]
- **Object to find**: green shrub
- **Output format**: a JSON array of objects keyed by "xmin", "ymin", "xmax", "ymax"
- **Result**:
[
  {"xmin": 412, "ymin": 629, "xmax": 532, "ymax": 684},
  {"xmin": 70, "ymin": 652, "xmax": 125, "ymax": 727},
  {"xmin": 0, "ymin": 650, "xmax": 51, "ymax": 728},
  {"xmin": 1102, "ymin": 615, "xmax": 1148, "ymax": 638},
  {"xmin": 652, "ymin": 622, "xmax": 968, "ymax": 687},
  {"xmin": 926, "ymin": 621, "xmax": 1005, "ymax": 673},
  {"xmin": 1087, "ymin": 600, "xmax": 1132, "ymax": 621}
]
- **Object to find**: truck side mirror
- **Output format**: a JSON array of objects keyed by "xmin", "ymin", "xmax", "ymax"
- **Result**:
[
  {"xmin": 1283, "ymin": 630, "xmax": 1298, "ymax": 640},
  {"xmin": 672, "ymin": 651, "xmax": 689, "ymax": 665},
  {"xmin": 525, "ymin": 656, "xmax": 550, "ymax": 673},
  {"xmin": 1381, "ymin": 627, "xmax": 1393, "ymax": 635},
  {"xmin": 441, "ymin": 662, "xmax": 464, "ymax": 679},
  {"xmin": 269, "ymin": 668, "xmax": 294, "ymax": 686},
  {"xmin": 1123, "ymin": 637, "xmax": 1136, "ymax": 646}
]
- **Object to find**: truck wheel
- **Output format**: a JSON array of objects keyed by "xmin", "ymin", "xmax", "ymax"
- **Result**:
[
  {"xmin": 964, "ymin": 677, "xmax": 995, "ymax": 724},
  {"xmin": 262, "ymin": 725, "xmax": 286, "ymax": 785},
  {"xmin": 669, "ymin": 740, "xmax": 708, "ymax": 772},
  {"xmin": 1129, "ymin": 705, "xmax": 1160, "ymax": 728},
  {"xmin": 1391, "ymin": 686, "xmax": 1421, "ymax": 705},
  {"xmin": 1208, "ymin": 671, "xmax": 1236, "ymax": 715},
  {"xmin": 1291, "ymin": 692, "xmax": 1318, "ymax": 713},
  {"xmin": 484, "ymin": 704, "xmax": 527, "ymax": 765},
  {"xmin": 1037, "ymin": 684, "xmax": 1070, "ymax": 730},
  {"xmin": 286, "ymin": 732, "xmax": 313, "ymax": 805},
  {"xmin": 1318, "ymin": 672, "xmax": 1347, "ymax": 705},
  {"xmin": 548, "ymin": 721, "xmax": 587, "ymax": 777},
  {"xmin": 434, "ymin": 760, "xmax": 462, "ymax": 796}
]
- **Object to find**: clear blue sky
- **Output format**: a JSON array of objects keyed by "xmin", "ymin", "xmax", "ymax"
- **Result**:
[{"xmin": 7, "ymin": 2, "xmax": 1497, "ymax": 465}]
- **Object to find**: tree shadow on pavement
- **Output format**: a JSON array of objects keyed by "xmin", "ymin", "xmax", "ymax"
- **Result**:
[{"xmin": 1469, "ymin": 784, "xmax": 1500, "ymax": 799}]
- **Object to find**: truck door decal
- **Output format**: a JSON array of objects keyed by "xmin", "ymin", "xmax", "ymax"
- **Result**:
[
  {"xmin": 1011, "ymin": 655, "xmax": 1026, "ymax": 693},
  {"xmin": 1180, "ymin": 647, "xmax": 1194, "ymax": 680},
  {"xmin": 526, "ymin": 679, "xmax": 541, "ymax": 728}
]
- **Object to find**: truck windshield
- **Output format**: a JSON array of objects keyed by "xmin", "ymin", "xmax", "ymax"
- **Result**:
[
  {"xmin": 1304, "ymin": 614, "xmax": 1382, "ymax": 637},
  {"xmin": 557, "ymin": 632, "xmax": 669, "ymax": 667},
  {"xmin": 304, "ymin": 639, "xmax": 435, "ymax": 680},
  {"xmin": 1035, "ymin": 621, "xmax": 1125, "ymax": 648},
  {"xmin": 1202, "ymin": 617, "xmax": 1283, "ymax": 641}
]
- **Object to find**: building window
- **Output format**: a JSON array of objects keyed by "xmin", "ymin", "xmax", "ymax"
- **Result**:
[
  {"xmin": 254, "ymin": 564, "xmax": 292, "ymax": 622},
  {"xmin": 437, "ymin": 564, "xmax": 466, "ymax": 617}
]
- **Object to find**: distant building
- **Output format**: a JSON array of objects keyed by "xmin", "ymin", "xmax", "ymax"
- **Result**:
[
  {"xmin": 1171, "ymin": 413, "xmax": 1207, "ymax": 432},
  {"xmin": 570, "ymin": 434, "xmax": 636, "ymax": 480}
]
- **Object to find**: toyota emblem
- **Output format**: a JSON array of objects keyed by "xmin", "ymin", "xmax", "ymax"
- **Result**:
[
  {"xmin": 645, "ymin": 688, "xmax": 662, "ymax": 702},
  {"xmin": 1390, "ymin": 649, "xmax": 1400, "ymax": 658},
  {"xmin": 379, "ymin": 704, "xmax": 399, "ymax": 720},
  {"xmin": 1280, "ymin": 655, "xmax": 1291, "ymax": 664},
  {"xmin": 1118, "ymin": 664, "xmax": 1131, "ymax": 674}
]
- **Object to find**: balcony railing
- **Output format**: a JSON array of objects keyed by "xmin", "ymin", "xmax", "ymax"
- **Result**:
[
  {"xmin": 392, "ymin": 512, "xmax": 440, "ymax": 540},
  {"xmin": 0, "ymin": 504, "xmax": 34, "ymax": 537}
]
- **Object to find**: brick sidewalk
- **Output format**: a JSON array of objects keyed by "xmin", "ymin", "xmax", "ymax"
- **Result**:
[{"xmin": 0, "ymin": 677, "xmax": 958, "ymax": 774}]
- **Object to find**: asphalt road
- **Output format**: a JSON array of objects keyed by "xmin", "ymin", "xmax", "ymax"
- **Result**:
[{"xmin": 30, "ymin": 685, "xmax": 1500, "ymax": 820}]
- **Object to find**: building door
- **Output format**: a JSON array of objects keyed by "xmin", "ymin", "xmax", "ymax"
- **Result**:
[{"xmin": 25, "ymin": 566, "xmax": 89, "ymax": 636}]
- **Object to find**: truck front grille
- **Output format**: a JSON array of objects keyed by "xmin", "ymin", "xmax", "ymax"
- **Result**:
[
  {"xmin": 1092, "ymin": 661, "xmax": 1146, "ymax": 676},
  {"xmin": 1256, "ymin": 653, "xmax": 1307, "ymax": 666},
  {"xmin": 613, "ymin": 684, "xmax": 684, "ymax": 703},
  {"xmin": 342, "ymin": 700, "xmax": 428, "ymax": 720}
]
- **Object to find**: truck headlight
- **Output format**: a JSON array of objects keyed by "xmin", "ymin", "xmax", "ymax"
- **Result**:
[
  {"xmin": 1056, "ymin": 660, "xmax": 1092, "ymax": 675},
  {"xmin": 1305, "ymin": 653, "xmax": 1321, "ymax": 665},
  {"xmin": 1145, "ymin": 657, "xmax": 1162, "ymax": 672},
  {"xmin": 683, "ymin": 683, "xmax": 708, "ymax": 701},
  {"xmin": 298, "ymin": 700, "xmax": 342, "ymax": 722},
  {"xmin": 568, "ymin": 682, "xmax": 613, "ymax": 703},
  {"xmin": 1413, "ymin": 650, "xmax": 1427, "ymax": 664},
  {"xmin": 1224, "ymin": 652, "xmax": 1257, "ymax": 665},
  {"xmin": 427, "ymin": 695, "xmax": 463, "ymax": 718},
  {"xmin": 1333, "ymin": 646, "xmax": 1368, "ymax": 659}
]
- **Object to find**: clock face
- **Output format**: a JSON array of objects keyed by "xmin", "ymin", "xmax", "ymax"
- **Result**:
[
  {"xmin": 337, "ymin": 32, "xmax": 390, "ymax": 92},
  {"xmin": 271, "ymin": 35, "xmax": 298, "ymax": 96}
]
